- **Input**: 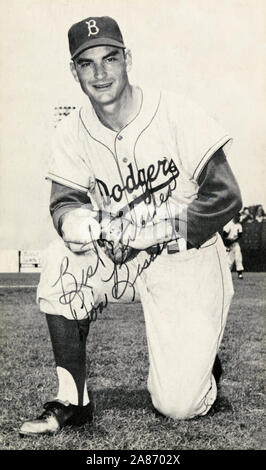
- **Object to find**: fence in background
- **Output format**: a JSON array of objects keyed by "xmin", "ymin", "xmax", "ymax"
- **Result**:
[{"xmin": 239, "ymin": 220, "xmax": 266, "ymax": 271}]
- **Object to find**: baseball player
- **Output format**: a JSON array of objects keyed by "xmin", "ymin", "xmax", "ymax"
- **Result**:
[
  {"xmin": 223, "ymin": 214, "xmax": 244, "ymax": 279},
  {"xmin": 19, "ymin": 16, "xmax": 242, "ymax": 436}
]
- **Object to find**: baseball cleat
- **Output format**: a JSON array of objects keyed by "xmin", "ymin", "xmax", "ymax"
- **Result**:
[
  {"xmin": 19, "ymin": 400, "xmax": 93, "ymax": 436},
  {"xmin": 212, "ymin": 355, "xmax": 223, "ymax": 386}
]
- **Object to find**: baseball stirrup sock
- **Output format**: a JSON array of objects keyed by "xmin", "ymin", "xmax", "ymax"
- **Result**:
[{"xmin": 46, "ymin": 314, "xmax": 90, "ymax": 406}]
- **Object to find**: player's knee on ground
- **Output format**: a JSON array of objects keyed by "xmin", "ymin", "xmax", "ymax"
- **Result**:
[
  {"xmin": 150, "ymin": 377, "xmax": 217, "ymax": 420},
  {"xmin": 152, "ymin": 396, "xmax": 198, "ymax": 420}
]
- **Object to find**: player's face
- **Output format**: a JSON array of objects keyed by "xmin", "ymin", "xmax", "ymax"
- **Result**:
[{"xmin": 70, "ymin": 46, "xmax": 132, "ymax": 106}]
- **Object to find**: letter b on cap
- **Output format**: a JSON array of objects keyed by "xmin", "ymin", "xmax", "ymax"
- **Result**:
[{"xmin": 86, "ymin": 19, "xmax": 99, "ymax": 36}]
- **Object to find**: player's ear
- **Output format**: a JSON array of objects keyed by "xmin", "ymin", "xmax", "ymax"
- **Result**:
[
  {"xmin": 124, "ymin": 49, "xmax": 132, "ymax": 73},
  {"xmin": 70, "ymin": 61, "xmax": 80, "ymax": 83}
]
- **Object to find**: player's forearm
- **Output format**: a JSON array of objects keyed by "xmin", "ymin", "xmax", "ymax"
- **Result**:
[
  {"xmin": 178, "ymin": 149, "xmax": 242, "ymax": 247},
  {"xmin": 50, "ymin": 181, "xmax": 92, "ymax": 235}
]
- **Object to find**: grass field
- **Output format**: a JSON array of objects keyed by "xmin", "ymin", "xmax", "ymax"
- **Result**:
[{"xmin": 0, "ymin": 272, "xmax": 265, "ymax": 451}]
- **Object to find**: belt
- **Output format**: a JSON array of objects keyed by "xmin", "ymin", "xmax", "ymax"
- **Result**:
[
  {"xmin": 146, "ymin": 234, "xmax": 217, "ymax": 256},
  {"xmin": 167, "ymin": 239, "xmax": 194, "ymax": 254},
  {"xmin": 146, "ymin": 238, "xmax": 194, "ymax": 256}
]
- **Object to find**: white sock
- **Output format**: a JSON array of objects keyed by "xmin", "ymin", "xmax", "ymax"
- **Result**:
[{"xmin": 55, "ymin": 366, "xmax": 89, "ymax": 406}]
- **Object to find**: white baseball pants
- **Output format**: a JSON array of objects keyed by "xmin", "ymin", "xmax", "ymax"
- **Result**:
[
  {"xmin": 37, "ymin": 234, "xmax": 233, "ymax": 419},
  {"xmin": 227, "ymin": 241, "xmax": 244, "ymax": 272}
]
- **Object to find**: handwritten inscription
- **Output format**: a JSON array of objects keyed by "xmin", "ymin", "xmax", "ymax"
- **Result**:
[
  {"xmin": 53, "ymin": 240, "xmax": 166, "ymax": 323},
  {"xmin": 54, "ymin": 157, "xmax": 180, "ymax": 321}
]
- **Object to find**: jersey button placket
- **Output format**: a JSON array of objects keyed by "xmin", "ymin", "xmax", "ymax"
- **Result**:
[{"xmin": 116, "ymin": 134, "xmax": 129, "ymax": 164}]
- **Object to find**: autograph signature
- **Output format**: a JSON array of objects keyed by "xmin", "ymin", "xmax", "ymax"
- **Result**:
[
  {"xmin": 53, "ymin": 157, "xmax": 180, "ymax": 322},
  {"xmin": 52, "ymin": 239, "xmax": 166, "ymax": 323}
]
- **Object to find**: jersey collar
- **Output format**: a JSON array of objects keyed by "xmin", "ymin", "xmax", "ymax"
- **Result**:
[{"xmin": 79, "ymin": 85, "xmax": 161, "ymax": 154}]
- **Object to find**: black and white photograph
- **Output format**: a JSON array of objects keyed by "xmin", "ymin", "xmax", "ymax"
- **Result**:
[{"xmin": 0, "ymin": 0, "xmax": 265, "ymax": 459}]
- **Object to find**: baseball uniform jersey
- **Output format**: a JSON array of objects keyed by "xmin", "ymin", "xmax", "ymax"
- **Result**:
[{"xmin": 37, "ymin": 86, "xmax": 237, "ymax": 418}]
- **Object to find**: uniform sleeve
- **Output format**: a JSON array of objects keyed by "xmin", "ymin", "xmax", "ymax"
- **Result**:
[
  {"xmin": 50, "ymin": 182, "xmax": 92, "ymax": 235},
  {"xmin": 47, "ymin": 112, "xmax": 91, "ymax": 193},
  {"xmin": 177, "ymin": 97, "xmax": 232, "ymax": 180},
  {"xmin": 178, "ymin": 148, "xmax": 242, "ymax": 247}
]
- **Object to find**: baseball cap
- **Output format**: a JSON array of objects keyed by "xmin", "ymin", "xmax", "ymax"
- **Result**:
[{"xmin": 68, "ymin": 16, "xmax": 125, "ymax": 59}]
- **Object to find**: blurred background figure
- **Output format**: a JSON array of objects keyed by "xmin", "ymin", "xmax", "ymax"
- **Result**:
[
  {"xmin": 223, "ymin": 213, "xmax": 244, "ymax": 279},
  {"xmin": 255, "ymin": 205, "xmax": 265, "ymax": 223},
  {"xmin": 240, "ymin": 207, "xmax": 254, "ymax": 224}
]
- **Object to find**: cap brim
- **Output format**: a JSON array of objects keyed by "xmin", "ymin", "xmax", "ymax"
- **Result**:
[{"xmin": 71, "ymin": 37, "xmax": 125, "ymax": 59}]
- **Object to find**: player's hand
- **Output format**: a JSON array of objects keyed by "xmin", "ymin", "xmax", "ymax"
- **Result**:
[
  {"xmin": 127, "ymin": 201, "xmax": 179, "ymax": 249},
  {"xmin": 100, "ymin": 213, "xmax": 177, "ymax": 251},
  {"xmin": 61, "ymin": 207, "xmax": 101, "ymax": 253},
  {"xmin": 126, "ymin": 219, "xmax": 178, "ymax": 250},
  {"xmin": 124, "ymin": 200, "xmax": 179, "ymax": 249}
]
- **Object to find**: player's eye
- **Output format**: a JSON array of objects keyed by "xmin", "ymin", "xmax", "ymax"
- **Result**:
[
  {"xmin": 105, "ymin": 56, "xmax": 117, "ymax": 63},
  {"xmin": 77, "ymin": 62, "xmax": 91, "ymax": 69},
  {"xmin": 81, "ymin": 62, "xmax": 91, "ymax": 68}
]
